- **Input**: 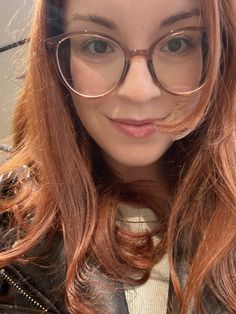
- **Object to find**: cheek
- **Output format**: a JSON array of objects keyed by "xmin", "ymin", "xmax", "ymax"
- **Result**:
[
  {"xmin": 166, "ymin": 91, "xmax": 201, "ymax": 118},
  {"xmin": 170, "ymin": 92, "xmax": 202, "ymax": 140},
  {"xmin": 181, "ymin": 92, "xmax": 202, "ymax": 114},
  {"xmin": 70, "ymin": 51, "xmax": 124, "ymax": 97},
  {"xmin": 71, "ymin": 94, "xmax": 96, "ymax": 123},
  {"xmin": 155, "ymin": 48, "xmax": 203, "ymax": 93},
  {"xmin": 70, "ymin": 54, "xmax": 109, "ymax": 96}
]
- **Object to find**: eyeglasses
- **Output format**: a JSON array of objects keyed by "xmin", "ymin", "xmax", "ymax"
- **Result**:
[{"xmin": 45, "ymin": 26, "xmax": 208, "ymax": 98}]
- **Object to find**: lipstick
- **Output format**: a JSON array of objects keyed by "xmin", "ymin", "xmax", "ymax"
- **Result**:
[{"xmin": 109, "ymin": 118, "xmax": 158, "ymax": 138}]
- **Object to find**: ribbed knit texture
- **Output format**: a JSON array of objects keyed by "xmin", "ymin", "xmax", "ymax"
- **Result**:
[{"xmin": 117, "ymin": 205, "xmax": 169, "ymax": 314}]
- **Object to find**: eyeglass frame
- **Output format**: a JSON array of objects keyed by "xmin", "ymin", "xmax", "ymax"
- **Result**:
[{"xmin": 45, "ymin": 26, "xmax": 207, "ymax": 99}]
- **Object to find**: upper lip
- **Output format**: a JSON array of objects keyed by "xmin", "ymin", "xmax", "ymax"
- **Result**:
[{"xmin": 109, "ymin": 117, "xmax": 167, "ymax": 125}]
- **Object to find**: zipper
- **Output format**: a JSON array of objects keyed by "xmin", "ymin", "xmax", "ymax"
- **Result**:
[{"xmin": 0, "ymin": 268, "xmax": 48, "ymax": 312}]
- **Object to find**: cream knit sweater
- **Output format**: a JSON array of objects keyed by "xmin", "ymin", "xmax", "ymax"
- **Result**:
[{"xmin": 116, "ymin": 205, "xmax": 170, "ymax": 314}]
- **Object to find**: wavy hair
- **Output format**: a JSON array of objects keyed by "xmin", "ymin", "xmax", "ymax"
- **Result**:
[{"xmin": 0, "ymin": 0, "xmax": 236, "ymax": 313}]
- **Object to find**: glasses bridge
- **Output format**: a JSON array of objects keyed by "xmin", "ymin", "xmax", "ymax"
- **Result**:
[{"xmin": 129, "ymin": 49, "xmax": 149, "ymax": 58}]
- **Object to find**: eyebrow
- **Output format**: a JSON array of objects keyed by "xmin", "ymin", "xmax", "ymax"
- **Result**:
[
  {"xmin": 67, "ymin": 14, "xmax": 117, "ymax": 30},
  {"xmin": 67, "ymin": 7, "xmax": 201, "ymax": 30},
  {"xmin": 161, "ymin": 8, "xmax": 201, "ymax": 27}
]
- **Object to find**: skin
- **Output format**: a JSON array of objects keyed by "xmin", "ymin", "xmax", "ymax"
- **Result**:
[{"xmin": 64, "ymin": 0, "xmax": 202, "ymax": 183}]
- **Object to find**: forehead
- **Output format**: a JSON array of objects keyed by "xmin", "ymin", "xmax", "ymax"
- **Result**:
[
  {"xmin": 66, "ymin": 0, "xmax": 200, "ymax": 19},
  {"xmin": 65, "ymin": 0, "xmax": 202, "ymax": 26}
]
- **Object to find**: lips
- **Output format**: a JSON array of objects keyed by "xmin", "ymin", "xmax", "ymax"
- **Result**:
[
  {"xmin": 108, "ymin": 117, "xmax": 160, "ymax": 138},
  {"xmin": 110, "ymin": 118, "xmax": 165, "ymax": 125}
]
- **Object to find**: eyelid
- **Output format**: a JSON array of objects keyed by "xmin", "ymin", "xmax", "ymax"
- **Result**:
[
  {"xmin": 80, "ymin": 37, "xmax": 116, "ymax": 48},
  {"xmin": 159, "ymin": 37, "xmax": 195, "ymax": 53},
  {"xmin": 79, "ymin": 37, "xmax": 116, "ymax": 55},
  {"xmin": 157, "ymin": 29, "xmax": 201, "ymax": 46}
]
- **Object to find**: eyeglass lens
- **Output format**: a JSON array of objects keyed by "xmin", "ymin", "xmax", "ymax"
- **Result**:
[{"xmin": 56, "ymin": 30, "xmax": 207, "ymax": 97}]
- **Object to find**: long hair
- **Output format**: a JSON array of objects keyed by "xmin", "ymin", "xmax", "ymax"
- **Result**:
[{"xmin": 0, "ymin": 0, "xmax": 236, "ymax": 313}]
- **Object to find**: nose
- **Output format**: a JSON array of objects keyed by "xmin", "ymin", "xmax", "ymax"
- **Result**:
[{"xmin": 117, "ymin": 56, "xmax": 162, "ymax": 103}]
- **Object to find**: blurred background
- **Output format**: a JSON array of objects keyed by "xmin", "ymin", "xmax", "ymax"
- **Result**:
[{"xmin": 0, "ymin": 0, "xmax": 33, "ymax": 144}]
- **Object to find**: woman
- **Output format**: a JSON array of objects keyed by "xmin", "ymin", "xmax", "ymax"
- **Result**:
[{"xmin": 0, "ymin": 0, "xmax": 235, "ymax": 313}]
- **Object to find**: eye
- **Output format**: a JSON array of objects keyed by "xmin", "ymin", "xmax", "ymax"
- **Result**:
[
  {"xmin": 167, "ymin": 38, "xmax": 186, "ymax": 52},
  {"xmin": 162, "ymin": 37, "xmax": 195, "ymax": 54},
  {"xmin": 81, "ymin": 38, "xmax": 114, "ymax": 55}
]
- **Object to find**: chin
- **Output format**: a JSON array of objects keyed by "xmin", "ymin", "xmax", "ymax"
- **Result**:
[
  {"xmin": 98, "ymin": 138, "xmax": 174, "ymax": 178},
  {"xmin": 117, "ymin": 157, "xmax": 158, "ymax": 167},
  {"xmin": 106, "ymin": 150, "xmax": 166, "ymax": 168}
]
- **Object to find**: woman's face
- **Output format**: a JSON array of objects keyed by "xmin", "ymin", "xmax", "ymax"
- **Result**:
[{"xmin": 64, "ymin": 0, "xmax": 202, "ymax": 181}]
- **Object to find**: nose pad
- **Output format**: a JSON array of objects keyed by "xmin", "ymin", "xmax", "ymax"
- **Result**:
[{"xmin": 117, "ymin": 57, "xmax": 162, "ymax": 102}]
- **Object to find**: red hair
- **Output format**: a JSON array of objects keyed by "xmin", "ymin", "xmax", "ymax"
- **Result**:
[{"xmin": 0, "ymin": 0, "xmax": 236, "ymax": 313}]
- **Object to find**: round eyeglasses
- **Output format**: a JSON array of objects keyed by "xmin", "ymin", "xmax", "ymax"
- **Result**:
[{"xmin": 45, "ymin": 27, "xmax": 208, "ymax": 99}]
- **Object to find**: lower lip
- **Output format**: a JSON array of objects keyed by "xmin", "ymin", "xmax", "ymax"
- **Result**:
[{"xmin": 109, "ymin": 120, "xmax": 158, "ymax": 138}]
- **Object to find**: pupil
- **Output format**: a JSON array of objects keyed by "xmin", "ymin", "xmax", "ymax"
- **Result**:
[
  {"xmin": 94, "ymin": 40, "xmax": 107, "ymax": 53},
  {"xmin": 168, "ymin": 39, "xmax": 182, "ymax": 52}
]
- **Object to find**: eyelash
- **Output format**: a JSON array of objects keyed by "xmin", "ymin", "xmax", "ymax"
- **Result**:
[
  {"xmin": 160, "ymin": 37, "xmax": 197, "ymax": 55},
  {"xmin": 72, "ymin": 32, "xmax": 202, "ymax": 59},
  {"xmin": 80, "ymin": 39, "xmax": 114, "ymax": 56}
]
